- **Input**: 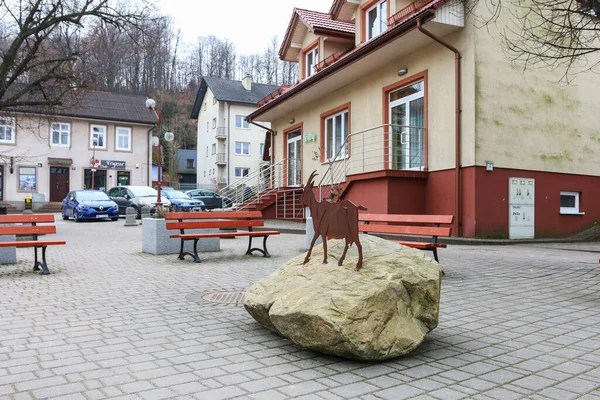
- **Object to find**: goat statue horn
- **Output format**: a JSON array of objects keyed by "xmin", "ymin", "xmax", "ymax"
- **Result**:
[{"xmin": 306, "ymin": 170, "xmax": 318, "ymax": 187}]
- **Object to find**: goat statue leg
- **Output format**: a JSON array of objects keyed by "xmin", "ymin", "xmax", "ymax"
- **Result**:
[
  {"xmin": 355, "ymin": 239, "xmax": 363, "ymax": 271},
  {"xmin": 338, "ymin": 239, "xmax": 350, "ymax": 267},
  {"xmin": 304, "ymin": 232, "xmax": 320, "ymax": 264},
  {"xmin": 322, "ymin": 234, "xmax": 328, "ymax": 264}
]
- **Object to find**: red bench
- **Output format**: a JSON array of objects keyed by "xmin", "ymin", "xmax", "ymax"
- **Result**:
[
  {"xmin": 359, "ymin": 213, "xmax": 453, "ymax": 268},
  {"xmin": 0, "ymin": 214, "xmax": 66, "ymax": 275},
  {"xmin": 165, "ymin": 211, "xmax": 280, "ymax": 263}
]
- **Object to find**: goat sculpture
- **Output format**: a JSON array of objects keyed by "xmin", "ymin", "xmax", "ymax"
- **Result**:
[{"xmin": 302, "ymin": 171, "xmax": 367, "ymax": 270}]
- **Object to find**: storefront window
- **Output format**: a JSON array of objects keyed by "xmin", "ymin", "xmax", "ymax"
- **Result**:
[
  {"xmin": 19, "ymin": 167, "xmax": 36, "ymax": 191},
  {"xmin": 84, "ymin": 169, "xmax": 107, "ymax": 191},
  {"xmin": 117, "ymin": 171, "xmax": 130, "ymax": 186}
]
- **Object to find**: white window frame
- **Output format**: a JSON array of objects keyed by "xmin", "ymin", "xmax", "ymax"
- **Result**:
[
  {"xmin": 324, "ymin": 110, "xmax": 349, "ymax": 161},
  {"xmin": 235, "ymin": 115, "xmax": 250, "ymax": 129},
  {"xmin": 206, "ymin": 121, "xmax": 209, "ymax": 132},
  {"xmin": 211, "ymin": 143, "xmax": 216, "ymax": 155},
  {"xmin": 235, "ymin": 167, "xmax": 250, "ymax": 178},
  {"xmin": 260, "ymin": 143, "xmax": 264, "ymax": 157},
  {"xmin": 305, "ymin": 45, "xmax": 319, "ymax": 78},
  {"xmin": 115, "ymin": 126, "xmax": 132, "ymax": 151},
  {"xmin": 0, "ymin": 117, "xmax": 16, "ymax": 144},
  {"xmin": 235, "ymin": 141, "xmax": 250, "ymax": 156},
  {"xmin": 560, "ymin": 191, "xmax": 583, "ymax": 215},
  {"xmin": 213, "ymin": 97, "xmax": 217, "ymax": 105},
  {"xmin": 366, "ymin": 0, "xmax": 387, "ymax": 41},
  {"xmin": 51, "ymin": 122, "xmax": 70, "ymax": 147},
  {"xmin": 212, "ymin": 118, "xmax": 216, "ymax": 129},
  {"xmin": 90, "ymin": 124, "xmax": 107, "ymax": 149}
]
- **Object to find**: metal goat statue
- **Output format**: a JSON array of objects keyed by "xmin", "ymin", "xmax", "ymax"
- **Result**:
[{"xmin": 301, "ymin": 171, "xmax": 367, "ymax": 270}]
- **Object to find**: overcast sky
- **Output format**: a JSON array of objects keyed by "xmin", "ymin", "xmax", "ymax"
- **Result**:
[{"xmin": 158, "ymin": 0, "xmax": 331, "ymax": 54}]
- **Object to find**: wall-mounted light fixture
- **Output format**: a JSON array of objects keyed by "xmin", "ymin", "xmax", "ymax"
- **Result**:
[
  {"xmin": 398, "ymin": 68, "xmax": 409, "ymax": 77},
  {"xmin": 9, "ymin": 157, "xmax": 14, "ymax": 174},
  {"xmin": 37, "ymin": 163, "xmax": 43, "ymax": 167},
  {"xmin": 289, "ymin": 118, "xmax": 295, "ymax": 124}
]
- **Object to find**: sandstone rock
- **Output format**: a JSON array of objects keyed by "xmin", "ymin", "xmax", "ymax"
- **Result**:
[{"xmin": 244, "ymin": 234, "xmax": 442, "ymax": 360}]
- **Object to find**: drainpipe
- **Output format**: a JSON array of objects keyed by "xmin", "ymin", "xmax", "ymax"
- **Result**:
[
  {"xmin": 227, "ymin": 103, "xmax": 231, "ymax": 186},
  {"xmin": 247, "ymin": 119, "xmax": 276, "ymax": 165},
  {"xmin": 417, "ymin": 18, "xmax": 462, "ymax": 237},
  {"xmin": 147, "ymin": 126, "xmax": 155, "ymax": 186}
]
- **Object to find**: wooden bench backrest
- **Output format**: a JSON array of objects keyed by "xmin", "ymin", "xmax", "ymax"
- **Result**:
[
  {"xmin": 359, "ymin": 214, "xmax": 454, "ymax": 224},
  {"xmin": 359, "ymin": 224, "xmax": 451, "ymax": 237},
  {"xmin": 0, "ymin": 214, "xmax": 57, "ymax": 237},
  {"xmin": 165, "ymin": 211, "xmax": 265, "ymax": 231}
]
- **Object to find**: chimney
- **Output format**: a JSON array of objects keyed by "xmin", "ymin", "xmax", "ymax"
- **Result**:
[{"xmin": 242, "ymin": 75, "xmax": 252, "ymax": 91}]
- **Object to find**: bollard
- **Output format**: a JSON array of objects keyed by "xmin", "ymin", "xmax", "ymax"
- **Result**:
[
  {"xmin": 140, "ymin": 206, "xmax": 151, "ymax": 225},
  {"xmin": 124, "ymin": 207, "xmax": 138, "ymax": 227}
]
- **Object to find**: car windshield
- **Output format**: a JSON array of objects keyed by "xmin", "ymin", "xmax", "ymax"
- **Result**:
[
  {"xmin": 167, "ymin": 191, "xmax": 191, "ymax": 199},
  {"xmin": 128, "ymin": 187, "xmax": 157, "ymax": 197},
  {"xmin": 76, "ymin": 191, "xmax": 110, "ymax": 201}
]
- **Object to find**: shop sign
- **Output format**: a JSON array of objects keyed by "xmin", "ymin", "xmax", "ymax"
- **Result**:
[{"xmin": 101, "ymin": 160, "xmax": 126, "ymax": 169}]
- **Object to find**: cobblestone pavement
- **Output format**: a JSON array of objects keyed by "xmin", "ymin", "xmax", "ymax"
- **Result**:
[{"xmin": 0, "ymin": 215, "xmax": 599, "ymax": 400}]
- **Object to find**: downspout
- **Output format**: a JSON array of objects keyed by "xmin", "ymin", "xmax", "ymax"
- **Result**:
[
  {"xmin": 227, "ymin": 103, "xmax": 231, "ymax": 186},
  {"xmin": 147, "ymin": 126, "xmax": 155, "ymax": 186},
  {"xmin": 417, "ymin": 18, "xmax": 462, "ymax": 237},
  {"xmin": 247, "ymin": 119, "xmax": 276, "ymax": 165}
]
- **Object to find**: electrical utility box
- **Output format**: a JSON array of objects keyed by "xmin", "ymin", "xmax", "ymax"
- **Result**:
[{"xmin": 509, "ymin": 177, "xmax": 535, "ymax": 239}]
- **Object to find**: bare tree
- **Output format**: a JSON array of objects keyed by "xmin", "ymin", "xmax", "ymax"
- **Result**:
[{"xmin": 0, "ymin": 0, "xmax": 153, "ymax": 110}]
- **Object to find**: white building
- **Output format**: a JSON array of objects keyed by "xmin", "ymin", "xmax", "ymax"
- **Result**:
[
  {"xmin": 0, "ymin": 91, "xmax": 157, "ymax": 210},
  {"xmin": 190, "ymin": 76, "xmax": 279, "ymax": 189}
]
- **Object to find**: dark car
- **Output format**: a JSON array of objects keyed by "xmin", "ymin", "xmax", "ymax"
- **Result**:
[
  {"xmin": 162, "ymin": 190, "xmax": 205, "ymax": 212},
  {"xmin": 106, "ymin": 186, "xmax": 172, "ymax": 218},
  {"xmin": 61, "ymin": 190, "xmax": 119, "ymax": 222},
  {"xmin": 185, "ymin": 189, "xmax": 232, "ymax": 209}
]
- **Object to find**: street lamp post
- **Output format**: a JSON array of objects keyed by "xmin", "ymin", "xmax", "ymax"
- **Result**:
[
  {"xmin": 91, "ymin": 139, "xmax": 98, "ymax": 190},
  {"xmin": 145, "ymin": 98, "xmax": 174, "ymax": 206}
]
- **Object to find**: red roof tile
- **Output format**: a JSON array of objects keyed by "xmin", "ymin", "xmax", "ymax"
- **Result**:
[{"xmin": 296, "ymin": 8, "xmax": 355, "ymax": 34}]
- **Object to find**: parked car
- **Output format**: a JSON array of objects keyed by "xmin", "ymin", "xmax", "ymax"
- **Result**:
[
  {"xmin": 185, "ymin": 189, "xmax": 232, "ymax": 209},
  {"xmin": 106, "ymin": 186, "xmax": 171, "ymax": 218},
  {"xmin": 162, "ymin": 190, "xmax": 205, "ymax": 212},
  {"xmin": 61, "ymin": 190, "xmax": 119, "ymax": 222}
]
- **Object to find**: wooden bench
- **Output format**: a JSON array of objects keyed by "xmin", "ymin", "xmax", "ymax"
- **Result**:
[
  {"xmin": 165, "ymin": 211, "xmax": 281, "ymax": 263},
  {"xmin": 0, "ymin": 214, "xmax": 66, "ymax": 275},
  {"xmin": 358, "ymin": 213, "xmax": 453, "ymax": 265}
]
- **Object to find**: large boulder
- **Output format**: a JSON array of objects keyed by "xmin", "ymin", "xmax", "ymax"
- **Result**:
[{"xmin": 244, "ymin": 234, "xmax": 442, "ymax": 361}]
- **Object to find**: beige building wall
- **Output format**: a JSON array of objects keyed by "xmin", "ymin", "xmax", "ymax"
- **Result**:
[
  {"xmin": 472, "ymin": 13, "xmax": 600, "ymax": 176},
  {"xmin": 271, "ymin": 22, "xmax": 476, "ymax": 185},
  {"xmin": 0, "ymin": 114, "xmax": 151, "ymax": 204}
]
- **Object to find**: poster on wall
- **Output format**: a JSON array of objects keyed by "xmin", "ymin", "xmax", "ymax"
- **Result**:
[
  {"xmin": 508, "ymin": 177, "xmax": 535, "ymax": 239},
  {"xmin": 19, "ymin": 167, "xmax": 36, "ymax": 191}
]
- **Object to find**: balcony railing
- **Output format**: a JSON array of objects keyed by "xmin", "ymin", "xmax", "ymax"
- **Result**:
[
  {"xmin": 215, "ymin": 127, "xmax": 227, "ymax": 140},
  {"xmin": 215, "ymin": 153, "xmax": 227, "ymax": 165},
  {"xmin": 387, "ymin": 0, "xmax": 431, "ymax": 28}
]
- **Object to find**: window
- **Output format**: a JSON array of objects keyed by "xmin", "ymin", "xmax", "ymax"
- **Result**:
[
  {"xmin": 260, "ymin": 143, "xmax": 264, "ymax": 157},
  {"xmin": 235, "ymin": 167, "xmax": 250, "ymax": 177},
  {"xmin": 90, "ymin": 124, "xmax": 107, "ymax": 149},
  {"xmin": 206, "ymin": 121, "xmax": 209, "ymax": 132},
  {"xmin": 209, "ymin": 169, "xmax": 211, "ymax": 176},
  {"xmin": 305, "ymin": 45, "xmax": 319, "ymax": 78},
  {"xmin": 388, "ymin": 79, "xmax": 425, "ymax": 170},
  {"xmin": 0, "ymin": 117, "xmax": 15, "ymax": 144},
  {"xmin": 213, "ymin": 168, "xmax": 215, "ymax": 175},
  {"xmin": 18, "ymin": 167, "xmax": 36, "ymax": 192},
  {"xmin": 204, "ymin": 171, "xmax": 206, "ymax": 177},
  {"xmin": 116, "ymin": 127, "xmax": 131, "ymax": 151},
  {"xmin": 560, "ymin": 191, "xmax": 583, "ymax": 214},
  {"xmin": 211, "ymin": 143, "xmax": 216, "ymax": 155},
  {"xmin": 235, "ymin": 142, "xmax": 250, "ymax": 155},
  {"xmin": 236, "ymin": 115, "xmax": 250, "ymax": 129},
  {"xmin": 324, "ymin": 110, "xmax": 349, "ymax": 161},
  {"xmin": 186, "ymin": 159, "xmax": 195, "ymax": 168},
  {"xmin": 366, "ymin": 0, "xmax": 387, "ymax": 41},
  {"xmin": 117, "ymin": 171, "xmax": 130, "ymax": 186},
  {"xmin": 204, "ymin": 102, "xmax": 207, "ymax": 111},
  {"xmin": 206, "ymin": 146, "xmax": 209, "ymax": 157},
  {"xmin": 51, "ymin": 122, "xmax": 70, "ymax": 146},
  {"xmin": 213, "ymin": 97, "xmax": 217, "ymax": 105},
  {"xmin": 212, "ymin": 118, "xmax": 216, "ymax": 129}
]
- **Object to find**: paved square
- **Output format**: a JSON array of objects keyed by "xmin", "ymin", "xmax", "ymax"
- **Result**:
[{"xmin": 0, "ymin": 215, "xmax": 599, "ymax": 399}]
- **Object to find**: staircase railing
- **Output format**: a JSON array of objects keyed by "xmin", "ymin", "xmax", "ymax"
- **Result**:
[
  {"xmin": 220, "ymin": 158, "xmax": 289, "ymax": 208},
  {"xmin": 317, "ymin": 124, "xmax": 426, "ymax": 201},
  {"xmin": 275, "ymin": 188, "xmax": 305, "ymax": 220}
]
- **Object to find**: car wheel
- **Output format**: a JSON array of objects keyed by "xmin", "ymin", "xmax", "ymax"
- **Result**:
[
  {"xmin": 61, "ymin": 209, "xmax": 68, "ymax": 220},
  {"xmin": 73, "ymin": 212, "xmax": 80, "ymax": 223},
  {"xmin": 111, "ymin": 217, "xmax": 119, "ymax": 221},
  {"xmin": 133, "ymin": 206, "xmax": 141, "ymax": 219}
]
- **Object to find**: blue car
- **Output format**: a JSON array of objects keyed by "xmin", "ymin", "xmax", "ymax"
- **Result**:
[
  {"xmin": 61, "ymin": 190, "xmax": 119, "ymax": 222},
  {"xmin": 162, "ymin": 190, "xmax": 205, "ymax": 212}
]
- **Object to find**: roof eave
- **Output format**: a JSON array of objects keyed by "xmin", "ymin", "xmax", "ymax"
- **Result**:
[{"xmin": 248, "ymin": 10, "xmax": 436, "ymax": 122}]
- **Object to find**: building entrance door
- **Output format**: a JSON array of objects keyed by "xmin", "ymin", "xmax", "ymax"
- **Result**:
[
  {"xmin": 287, "ymin": 130, "xmax": 301, "ymax": 186},
  {"xmin": 50, "ymin": 167, "xmax": 70, "ymax": 202}
]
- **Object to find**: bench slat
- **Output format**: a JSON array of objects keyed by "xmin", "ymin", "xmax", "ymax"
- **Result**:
[
  {"xmin": 0, "ymin": 240, "xmax": 66, "ymax": 248},
  {"xmin": 0, "ymin": 225, "xmax": 57, "ymax": 236},
  {"xmin": 359, "ymin": 223, "xmax": 451, "ymax": 237},
  {"xmin": 0, "ymin": 214, "xmax": 56, "ymax": 223},
  {"xmin": 394, "ymin": 241, "xmax": 447, "ymax": 249},
  {"xmin": 170, "ymin": 231, "xmax": 281, "ymax": 239},
  {"xmin": 359, "ymin": 213, "xmax": 453, "ymax": 224},
  {"xmin": 166, "ymin": 220, "xmax": 265, "ymax": 230},
  {"xmin": 165, "ymin": 211, "xmax": 263, "ymax": 220}
]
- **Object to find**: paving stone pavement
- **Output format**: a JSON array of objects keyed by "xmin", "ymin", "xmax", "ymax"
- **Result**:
[{"xmin": 0, "ymin": 215, "xmax": 599, "ymax": 399}]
